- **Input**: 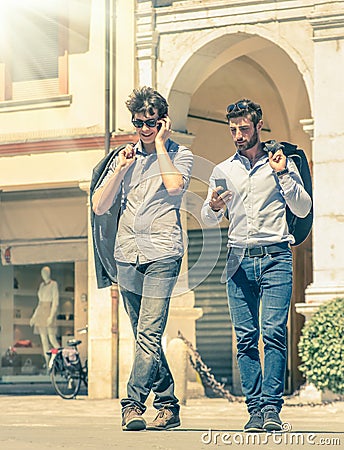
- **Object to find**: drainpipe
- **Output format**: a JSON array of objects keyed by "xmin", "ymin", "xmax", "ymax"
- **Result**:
[
  {"xmin": 111, "ymin": 284, "xmax": 119, "ymax": 398},
  {"xmin": 105, "ymin": 0, "xmax": 119, "ymax": 398},
  {"xmin": 105, "ymin": 0, "xmax": 111, "ymax": 154}
]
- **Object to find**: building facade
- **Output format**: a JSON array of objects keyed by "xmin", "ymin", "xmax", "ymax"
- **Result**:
[{"xmin": 0, "ymin": 0, "xmax": 343, "ymax": 398}]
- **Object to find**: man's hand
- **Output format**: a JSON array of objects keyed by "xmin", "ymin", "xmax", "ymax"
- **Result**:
[
  {"xmin": 155, "ymin": 116, "xmax": 172, "ymax": 145},
  {"xmin": 209, "ymin": 186, "xmax": 232, "ymax": 212},
  {"xmin": 268, "ymin": 149, "xmax": 287, "ymax": 172},
  {"xmin": 117, "ymin": 144, "xmax": 136, "ymax": 169}
]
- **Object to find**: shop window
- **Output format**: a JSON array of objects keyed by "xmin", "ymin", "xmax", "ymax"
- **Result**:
[
  {"xmin": 0, "ymin": 262, "xmax": 74, "ymax": 380},
  {"xmin": 0, "ymin": 0, "xmax": 68, "ymax": 103}
]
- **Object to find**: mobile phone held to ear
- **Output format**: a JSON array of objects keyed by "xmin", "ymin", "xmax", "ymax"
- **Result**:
[
  {"xmin": 157, "ymin": 115, "xmax": 167, "ymax": 131},
  {"xmin": 215, "ymin": 178, "xmax": 228, "ymax": 193}
]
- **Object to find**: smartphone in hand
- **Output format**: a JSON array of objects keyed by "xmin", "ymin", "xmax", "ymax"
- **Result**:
[
  {"xmin": 215, "ymin": 178, "xmax": 228, "ymax": 193},
  {"xmin": 157, "ymin": 114, "xmax": 167, "ymax": 131}
]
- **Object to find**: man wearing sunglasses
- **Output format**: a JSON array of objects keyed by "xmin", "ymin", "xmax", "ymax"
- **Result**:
[
  {"xmin": 201, "ymin": 99, "xmax": 311, "ymax": 432},
  {"xmin": 92, "ymin": 86, "xmax": 193, "ymax": 431}
]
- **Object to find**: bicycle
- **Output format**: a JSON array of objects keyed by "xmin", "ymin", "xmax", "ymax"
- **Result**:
[{"xmin": 47, "ymin": 326, "xmax": 88, "ymax": 399}]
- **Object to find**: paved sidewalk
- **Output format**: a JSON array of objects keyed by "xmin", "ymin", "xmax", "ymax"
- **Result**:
[{"xmin": 0, "ymin": 395, "xmax": 343, "ymax": 449}]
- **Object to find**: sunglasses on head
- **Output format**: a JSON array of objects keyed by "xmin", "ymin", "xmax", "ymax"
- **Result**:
[
  {"xmin": 132, "ymin": 118, "xmax": 159, "ymax": 128},
  {"xmin": 226, "ymin": 101, "xmax": 261, "ymax": 115}
]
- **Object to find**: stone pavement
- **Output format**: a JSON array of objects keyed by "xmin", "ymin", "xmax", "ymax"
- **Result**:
[{"xmin": 0, "ymin": 395, "xmax": 343, "ymax": 450}]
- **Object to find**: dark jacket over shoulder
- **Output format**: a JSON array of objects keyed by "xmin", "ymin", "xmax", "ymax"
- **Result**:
[{"xmin": 90, "ymin": 146, "xmax": 125, "ymax": 288}]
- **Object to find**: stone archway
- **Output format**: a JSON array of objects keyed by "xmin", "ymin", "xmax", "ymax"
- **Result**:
[
  {"xmin": 166, "ymin": 31, "xmax": 313, "ymax": 393},
  {"xmin": 167, "ymin": 31, "xmax": 312, "ymax": 160}
]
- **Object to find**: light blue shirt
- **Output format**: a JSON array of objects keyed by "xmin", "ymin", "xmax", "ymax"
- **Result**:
[
  {"xmin": 201, "ymin": 150, "xmax": 312, "ymax": 247},
  {"xmin": 98, "ymin": 139, "xmax": 193, "ymax": 263}
]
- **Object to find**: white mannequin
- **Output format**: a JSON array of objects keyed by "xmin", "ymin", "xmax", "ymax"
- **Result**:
[{"xmin": 30, "ymin": 266, "xmax": 60, "ymax": 367}]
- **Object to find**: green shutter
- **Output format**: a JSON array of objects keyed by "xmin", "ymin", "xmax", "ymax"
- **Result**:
[{"xmin": 10, "ymin": 3, "xmax": 59, "ymax": 82}]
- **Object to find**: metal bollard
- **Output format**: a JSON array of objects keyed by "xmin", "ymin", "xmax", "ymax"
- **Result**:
[{"xmin": 166, "ymin": 337, "xmax": 188, "ymax": 405}]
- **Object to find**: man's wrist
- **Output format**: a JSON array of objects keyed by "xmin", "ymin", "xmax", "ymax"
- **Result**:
[
  {"xmin": 209, "ymin": 204, "xmax": 222, "ymax": 213},
  {"xmin": 115, "ymin": 164, "xmax": 130, "ymax": 174},
  {"xmin": 276, "ymin": 167, "xmax": 289, "ymax": 177},
  {"xmin": 155, "ymin": 141, "xmax": 167, "ymax": 153}
]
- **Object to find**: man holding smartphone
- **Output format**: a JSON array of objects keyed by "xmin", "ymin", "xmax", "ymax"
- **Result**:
[
  {"xmin": 92, "ymin": 87, "xmax": 193, "ymax": 431},
  {"xmin": 201, "ymin": 99, "xmax": 311, "ymax": 432}
]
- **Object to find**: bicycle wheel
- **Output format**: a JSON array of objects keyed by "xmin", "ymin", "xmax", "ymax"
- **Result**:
[
  {"xmin": 50, "ymin": 356, "xmax": 81, "ymax": 399},
  {"xmin": 82, "ymin": 359, "xmax": 88, "ymax": 387}
]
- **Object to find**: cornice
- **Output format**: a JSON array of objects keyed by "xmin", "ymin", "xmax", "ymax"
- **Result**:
[
  {"xmin": 0, "ymin": 133, "xmax": 137, "ymax": 157},
  {"xmin": 152, "ymin": 0, "xmax": 314, "ymax": 34},
  {"xmin": 309, "ymin": 13, "xmax": 344, "ymax": 41}
]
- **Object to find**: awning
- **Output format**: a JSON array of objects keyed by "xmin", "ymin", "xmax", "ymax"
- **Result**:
[{"xmin": 0, "ymin": 188, "xmax": 88, "ymax": 265}]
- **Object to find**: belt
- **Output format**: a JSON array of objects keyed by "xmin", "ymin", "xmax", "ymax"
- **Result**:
[{"xmin": 229, "ymin": 242, "xmax": 290, "ymax": 258}]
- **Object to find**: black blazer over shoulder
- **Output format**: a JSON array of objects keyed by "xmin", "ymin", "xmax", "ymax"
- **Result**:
[{"xmin": 90, "ymin": 145, "xmax": 125, "ymax": 288}]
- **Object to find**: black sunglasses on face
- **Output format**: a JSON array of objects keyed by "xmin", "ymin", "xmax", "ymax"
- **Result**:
[
  {"xmin": 132, "ymin": 118, "xmax": 159, "ymax": 128},
  {"xmin": 226, "ymin": 101, "xmax": 261, "ymax": 115}
]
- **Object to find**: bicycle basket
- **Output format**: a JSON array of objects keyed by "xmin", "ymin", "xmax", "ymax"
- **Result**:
[{"xmin": 62, "ymin": 348, "xmax": 81, "ymax": 371}]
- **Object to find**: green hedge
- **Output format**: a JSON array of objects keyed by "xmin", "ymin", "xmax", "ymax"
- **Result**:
[{"xmin": 298, "ymin": 297, "xmax": 344, "ymax": 394}]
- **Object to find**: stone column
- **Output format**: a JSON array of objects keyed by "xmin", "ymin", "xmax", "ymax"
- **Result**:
[
  {"xmin": 114, "ymin": 0, "xmax": 135, "ymax": 132},
  {"xmin": 296, "ymin": 11, "xmax": 344, "ymax": 402},
  {"xmin": 79, "ymin": 182, "xmax": 113, "ymax": 399},
  {"xmin": 74, "ymin": 261, "xmax": 88, "ymax": 364},
  {"xmin": 302, "ymin": 13, "xmax": 344, "ymax": 306},
  {"xmin": 136, "ymin": 1, "xmax": 159, "ymax": 87}
]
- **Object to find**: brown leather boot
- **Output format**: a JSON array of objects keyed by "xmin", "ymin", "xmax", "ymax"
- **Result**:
[
  {"xmin": 122, "ymin": 406, "xmax": 146, "ymax": 431},
  {"xmin": 146, "ymin": 407, "xmax": 180, "ymax": 431}
]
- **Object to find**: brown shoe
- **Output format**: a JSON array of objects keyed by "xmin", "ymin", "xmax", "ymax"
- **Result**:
[
  {"xmin": 146, "ymin": 407, "xmax": 180, "ymax": 431},
  {"xmin": 122, "ymin": 406, "xmax": 146, "ymax": 431}
]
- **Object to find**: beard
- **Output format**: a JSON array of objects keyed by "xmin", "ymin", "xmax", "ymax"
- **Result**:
[{"xmin": 235, "ymin": 127, "xmax": 258, "ymax": 152}]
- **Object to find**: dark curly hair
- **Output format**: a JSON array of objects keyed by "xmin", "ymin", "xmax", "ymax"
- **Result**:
[
  {"xmin": 226, "ymin": 99, "xmax": 262, "ymax": 126},
  {"xmin": 125, "ymin": 86, "xmax": 169, "ymax": 119}
]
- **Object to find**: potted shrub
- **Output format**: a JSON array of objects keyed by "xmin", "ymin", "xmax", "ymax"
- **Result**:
[{"xmin": 298, "ymin": 297, "xmax": 344, "ymax": 395}]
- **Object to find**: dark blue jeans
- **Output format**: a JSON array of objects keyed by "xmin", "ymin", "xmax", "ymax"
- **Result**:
[
  {"xmin": 226, "ymin": 249, "xmax": 293, "ymax": 413},
  {"xmin": 117, "ymin": 257, "xmax": 182, "ymax": 415}
]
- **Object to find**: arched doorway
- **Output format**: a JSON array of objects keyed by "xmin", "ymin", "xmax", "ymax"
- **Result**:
[{"xmin": 168, "ymin": 31, "xmax": 313, "ymax": 394}]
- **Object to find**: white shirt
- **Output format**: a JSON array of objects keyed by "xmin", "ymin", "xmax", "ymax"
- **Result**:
[{"xmin": 201, "ymin": 150, "xmax": 312, "ymax": 247}]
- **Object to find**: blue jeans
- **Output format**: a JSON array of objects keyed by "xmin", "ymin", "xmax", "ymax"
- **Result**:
[
  {"xmin": 226, "ymin": 249, "xmax": 293, "ymax": 413},
  {"xmin": 117, "ymin": 257, "xmax": 182, "ymax": 414}
]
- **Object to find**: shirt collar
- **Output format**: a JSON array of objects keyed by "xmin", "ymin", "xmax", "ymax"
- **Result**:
[
  {"xmin": 134, "ymin": 140, "xmax": 148, "ymax": 156},
  {"xmin": 134, "ymin": 139, "xmax": 177, "ymax": 156},
  {"xmin": 233, "ymin": 145, "xmax": 269, "ymax": 163}
]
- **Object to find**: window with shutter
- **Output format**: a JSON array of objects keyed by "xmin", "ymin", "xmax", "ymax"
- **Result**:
[{"xmin": 0, "ymin": 0, "xmax": 68, "ymax": 104}]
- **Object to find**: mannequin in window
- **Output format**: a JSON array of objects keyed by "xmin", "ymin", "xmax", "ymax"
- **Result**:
[{"xmin": 30, "ymin": 266, "xmax": 60, "ymax": 367}]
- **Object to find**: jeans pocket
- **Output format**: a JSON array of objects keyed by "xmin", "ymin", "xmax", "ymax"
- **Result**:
[
  {"xmin": 226, "ymin": 277, "xmax": 240, "ymax": 299},
  {"xmin": 143, "ymin": 258, "xmax": 182, "ymax": 298},
  {"xmin": 226, "ymin": 251, "xmax": 242, "ymax": 280},
  {"xmin": 268, "ymin": 249, "xmax": 292, "ymax": 264}
]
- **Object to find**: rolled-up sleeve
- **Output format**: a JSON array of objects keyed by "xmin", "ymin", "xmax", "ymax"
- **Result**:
[
  {"xmin": 278, "ymin": 159, "xmax": 312, "ymax": 218},
  {"xmin": 172, "ymin": 148, "xmax": 194, "ymax": 190}
]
